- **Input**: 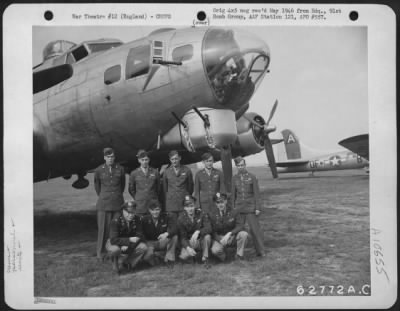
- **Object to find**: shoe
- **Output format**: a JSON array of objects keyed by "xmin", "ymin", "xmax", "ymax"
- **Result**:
[
  {"xmin": 147, "ymin": 257, "xmax": 157, "ymax": 267},
  {"xmin": 235, "ymin": 254, "xmax": 245, "ymax": 261},
  {"xmin": 256, "ymin": 253, "xmax": 266, "ymax": 258},
  {"xmin": 165, "ymin": 260, "xmax": 175, "ymax": 269},
  {"xmin": 98, "ymin": 253, "xmax": 107, "ymax": 262},
  {"xmin": 112, "ymin": 258, "xmax": 120, "ymax": 274},
  {"xmin": 202, "ymin": 258, "xmax": 211, "ymax": 269},
  {"xmin": 122, "ymin": 260, "xmax": 132, "ymax": 271}
]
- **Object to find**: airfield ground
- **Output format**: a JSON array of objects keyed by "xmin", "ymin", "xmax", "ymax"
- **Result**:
[{"xmin": 34, "ymin": 167, "xmax": 370, "ymax": 297}]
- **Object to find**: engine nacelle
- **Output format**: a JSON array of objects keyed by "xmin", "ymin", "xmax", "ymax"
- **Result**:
[
  {"xmin": 232, "ymin": 112, "xmax": 265, "ymax": 156},
  {"xmin": 159, "ymin": 108, "xmax": 237, "ymax": 151}
]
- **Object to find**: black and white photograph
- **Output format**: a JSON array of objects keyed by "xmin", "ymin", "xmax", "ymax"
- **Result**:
[{"xmin": 3, "ymin": 3, "xmax": 397, "ymax": 309}]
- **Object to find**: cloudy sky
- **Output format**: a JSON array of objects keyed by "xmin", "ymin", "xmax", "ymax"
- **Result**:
[{"xmin": 33, "ymin": 26, "xmax": 368, "ymax": 164}]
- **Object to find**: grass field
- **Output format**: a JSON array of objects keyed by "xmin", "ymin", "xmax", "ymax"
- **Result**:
[{"xmin": 34, "ymin": 167, "xmax": 370, "ymax": 297}]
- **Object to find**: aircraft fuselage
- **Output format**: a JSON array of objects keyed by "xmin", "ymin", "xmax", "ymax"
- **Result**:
[
  {"xmin": 277, "ymin": 151, "xmax": 369, "ymax": 173},
  {"xmin": 33, "ymin": 27, "xmax": 270, "ymax": 181}
]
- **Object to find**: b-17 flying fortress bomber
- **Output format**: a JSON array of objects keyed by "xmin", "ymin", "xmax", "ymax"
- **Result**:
[{"xmin": 33, "ymin": 27, "xmax": 281, "ymax": 190}]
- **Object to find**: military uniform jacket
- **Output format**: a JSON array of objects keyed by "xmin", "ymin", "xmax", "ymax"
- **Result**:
[
  {"xmin": 129, "ymin": 167, "xmax": 160, "ymax": 214},
  {"xmin": 109, "ymin": 214, "xmax": 144, "ymax": 247},
  {"xmin": 177, "ymin": 210, "xmax": 212, "ymax": 248},
  {"xmin": 209, "ymin": 208, "xmax": 245, "ymax": 241},
  {"xmin": 163, "ymin": 165, "xmax": 194, "ymax": 212},
  {"xmin": 94, "ymin": 163, "xmax": 125, "ymax": 211},
  {"xmin": 231, "ymin": 171, "xmax": 260, "ymax": 213},
  {"xmin": 141, "ymin": 213, "xmax": 178, "ymax": 241},
  {"xmin": 194, "ymin": 168, "xmax": 225, "ymax": 212}
]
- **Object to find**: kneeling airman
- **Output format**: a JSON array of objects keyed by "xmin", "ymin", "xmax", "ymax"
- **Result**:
[
  {"xmin": 106, "ymin": 201, "xmax": 148, "ymax": 274},
  {"xmin": 177, "ymin": 195, "xmax": 212, "ymax": 268},
  {"xmin": 209, "ymin": 192, "xmax": 248, "ymax": 261},
  {"xmin": 141, "ymin": 199, "xmax": 178, "ymax": 267}
]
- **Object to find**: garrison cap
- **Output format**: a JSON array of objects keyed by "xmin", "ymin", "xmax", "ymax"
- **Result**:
[
  {"xmin": 234, "ymin": 156, "xmax": 245, "ymax": 165},
  {"xmin": 168, "ymin": 150, "xmax": 180, "ymax": 158},
  {"xmin": 183, "ymin": 195, "xmax": 196, "ymax": 206},
  {"xmin": 213, "ymin": 192, "xmax": 228, "ymax": 203},
  {"xmin": 137, "ymin": 149, "xmax": 149, "ymax": 159},
  {"xmin": 122, "ymin": 200, "xmax": 136, "ymax": 213},
  {"xmin": 103, "ymin": 147, "xmax": 114, "ymax": 156},
  {"xmin": 201, "ymin": 152, "xmax": 213, "ymax": 161},
  {"xmin": 148, "ymin": 199, "xmax": 162, "ymax": 210}
]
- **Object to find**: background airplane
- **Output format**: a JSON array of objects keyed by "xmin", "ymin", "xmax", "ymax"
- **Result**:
[
  {"xmin": 272, "ymin": 129, "xmax": 369, "ymax": 175},
  {"xmin": 33, "ymin": 27, "xmax": 282, "ymax": 190}
]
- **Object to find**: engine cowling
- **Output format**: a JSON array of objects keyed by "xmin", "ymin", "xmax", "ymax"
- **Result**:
[{"xmin": 232, "ymin": 112, "xmax": 265, "ymax": 156}]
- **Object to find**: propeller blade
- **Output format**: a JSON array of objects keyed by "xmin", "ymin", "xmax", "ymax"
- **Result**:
[
  {"xmin": 220, "ymin": 145, "xmax": 233, "ymax": 193},
  {"xmin": 265, "ymin": 99, "xmax": 278, "ymax": 126},
  {"xmin": 264, "ymin": 135, "xmax": 278, "ymax": 178}
]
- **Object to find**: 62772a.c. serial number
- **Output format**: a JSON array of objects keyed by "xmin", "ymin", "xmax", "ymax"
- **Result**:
[{"xmin": 296, "ymin": 284, "xmax": 370, "ymax": 296}]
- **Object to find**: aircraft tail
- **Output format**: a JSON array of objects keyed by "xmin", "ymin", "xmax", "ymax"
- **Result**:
[
  {"xmin": 280, "ymin": 129, "xmax": 302, "ymax": 160},
  {"xmin": 276, "ymin": 129, "xmax": 342, "ymax": 161}
]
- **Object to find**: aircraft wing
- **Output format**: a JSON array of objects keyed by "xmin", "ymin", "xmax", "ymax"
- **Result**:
[
  {"xmin": 275, "ymin": 160, "xmax": 309, "ymax": 167},
  {"xmin": 338, "ymin": 134, "xmax": 369, "ymax": 160}
]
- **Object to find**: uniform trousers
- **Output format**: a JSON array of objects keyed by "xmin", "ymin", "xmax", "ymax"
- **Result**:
[
  {"xmin": 241, "ymin": 213, "xmax": 265, "ymax": 255},
  {"xmin": 143, "ymin": 235, "xmax": 178, "ymax": 263},
  {"xmin": 211, "ymin": 231, "xmax": 248, "ymax": 261},
  {"xmin": 97, "ymin": 210, "xmax": 120, "ymax": 259},
  {"xmin": 106, "ymin": 240, "xmax": 148, "ymax": 268},
  {"xmin": 179, "ymin": 234, "xmax": 211, "ymax": 260}
]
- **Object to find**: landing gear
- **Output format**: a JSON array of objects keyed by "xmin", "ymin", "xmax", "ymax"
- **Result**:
[{"xmin": 72, "ymin": 173, "xmax": 89, "ymax": 189}]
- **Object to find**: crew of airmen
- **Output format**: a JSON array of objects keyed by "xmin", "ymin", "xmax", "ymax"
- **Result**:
[{"xmin": 94, "ymin": 147, "xmax": 265, "ymax": 274}]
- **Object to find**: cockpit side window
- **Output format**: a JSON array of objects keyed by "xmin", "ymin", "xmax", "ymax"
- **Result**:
[
  {"xmin": 66, "ymin": 53, "xmax": 75, "ymax": 65},
  {"xmin": 125, "ymin": 45, "xmax": 150, "ymax": 80},
  {"xmin": 104, "ymin": 65, "xmax": 121, "ymax": 85},
  {"xmin": 172, "ymin": 45, "xmax": 193, "ymax": 62},
  {"xmin": 72, "ymin": 45, "xmax": 89, "ymax": 62},
  {"xmin": 52, "ymin": 54, "xmax": 67, "ymax": 66}
]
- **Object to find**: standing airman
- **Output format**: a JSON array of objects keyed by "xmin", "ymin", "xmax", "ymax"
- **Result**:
[
  {"xmin": 129, "ymin": 150, "xmax": 160, "ymax": 216},
  {"xmin": 94, "ymin": 147, "xmax": 125, "ymax": 260},
  {"xmin": 163, "ymin": 150, "xmax": 194, "ymax": 217},
  {"xmin": 231, "ymin": 156, "xmax": 265, "ymax": 257},
  {"xmin": 194, "ymin": 152, "xmax": 225, "ymax": 214}
]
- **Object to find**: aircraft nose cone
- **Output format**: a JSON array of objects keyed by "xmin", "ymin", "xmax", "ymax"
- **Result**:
[{"xmin": 202, "ymin": 28, "xmax": 270, "ymax": 110}]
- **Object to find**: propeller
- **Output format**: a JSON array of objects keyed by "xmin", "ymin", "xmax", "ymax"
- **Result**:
[
  {"xmin": 265, "ymin": 100, "xmax": 278, "ymax": 127},
  {"xmin": 244, "ymin": 100, "xmax": 279, "ymax": 178}
]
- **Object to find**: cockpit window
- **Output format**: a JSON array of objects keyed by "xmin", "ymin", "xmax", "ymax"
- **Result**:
[
  {"xmin": 104, "ymin": 65, "xmax": 121, "ymax": 85},
  {"xmin": 72, "ymin": 45, "xmax": 89, "ymax": 62},
  {"xmin": 66, "ymin": 53, "xmax": 75, "ymax": 65},
  {"xmin": 126, "ymin": 45, "xmax": 150, "ymax": 80},
  {"xmin": 88, "ymin": 42, "xmax": 122, "ymax": 53},
  {"xmin": 202, "ymin": 28, "xmax": 270, "ymax": 108},
  {"xmin": 172, "ymin": 45, "xmax": 193, "ymax": 62}
]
